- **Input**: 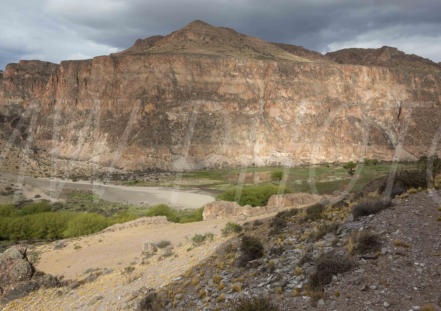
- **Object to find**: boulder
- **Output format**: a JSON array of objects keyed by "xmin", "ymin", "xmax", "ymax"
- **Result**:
[
  {"xmin": 202, "ymin": 193, "xmax": 322, "ymax": 220},
  {"xmin": 0, "ymin": 246, "xmax": 61, "ymax": 304},
  {"xmin": 0, "ymin": 246, "xmax": 33, "ymax": 287}
]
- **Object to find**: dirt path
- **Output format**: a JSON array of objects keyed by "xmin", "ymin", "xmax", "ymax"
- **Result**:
[{"xmin": 0, "ymin": 172, "xmax": 214, "ymax": 209}]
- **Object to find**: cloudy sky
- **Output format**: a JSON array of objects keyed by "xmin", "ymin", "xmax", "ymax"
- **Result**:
[{"xmin": 1, "ymin": 0, "xmax": 441, "ymax": 70}]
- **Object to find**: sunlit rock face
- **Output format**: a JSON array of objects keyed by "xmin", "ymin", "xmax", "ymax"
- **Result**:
[{"xmin": 1, "ymin": 21, "xmax": 440, "ymax": 173}]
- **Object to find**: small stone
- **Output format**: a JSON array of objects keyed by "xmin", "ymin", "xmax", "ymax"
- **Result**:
[{"xmin": 384, "ymin": 302, "xmax": 390, "ymax": 308}]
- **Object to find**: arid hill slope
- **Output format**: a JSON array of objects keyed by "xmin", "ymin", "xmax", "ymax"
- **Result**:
[{"xmin": 0, "ymin": 21, "xmax": 441, "ymax": 174}]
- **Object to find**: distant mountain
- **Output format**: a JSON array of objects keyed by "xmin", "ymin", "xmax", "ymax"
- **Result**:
[{"xmin": 326, "ymin": 46, "xmax": 441, "ymax": 73}]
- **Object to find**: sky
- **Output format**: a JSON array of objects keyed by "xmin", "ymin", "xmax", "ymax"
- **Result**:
[{"xmin": 1, "ymin": 0, "xmax": 441, "ymax": 70}]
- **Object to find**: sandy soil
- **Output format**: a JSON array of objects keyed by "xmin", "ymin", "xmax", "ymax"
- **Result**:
[
  {"xmin": 35, "ymin": 218, "xmax": 229, "ymax": 279},
  {"xmin": 0, "ymin": 172, "xmax": 214, "ymax": 209}
]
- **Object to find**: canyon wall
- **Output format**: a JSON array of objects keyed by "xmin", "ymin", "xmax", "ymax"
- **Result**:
[{"xmin": 1, "ymin": 23, "xmax": 441, "ymax": 174}]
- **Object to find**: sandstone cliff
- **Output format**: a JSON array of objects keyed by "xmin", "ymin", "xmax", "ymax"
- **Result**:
[{"xmin": 0, "ymin": 21, "xmax": 440, "ymax": 173}]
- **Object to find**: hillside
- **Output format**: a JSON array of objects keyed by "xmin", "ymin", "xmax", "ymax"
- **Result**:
[
  {"xmin": 118, "ymin": 20, "xmax": 308, "ymax": 62},
  {"xmin": 0, "ymin": 21, "xmax": 440, "ymax": 176},
  {"xmin": 2, "ymin": 184, "xmax": 441, "ymax": 310},
  {"xmin": 326, "ymin": 46, "xmax": 441, "ymax": 73}
]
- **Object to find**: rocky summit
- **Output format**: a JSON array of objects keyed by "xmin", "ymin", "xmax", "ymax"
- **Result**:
[{"xmin": 0, "ymin": 20, "xmax": 441, "ymax": 175}]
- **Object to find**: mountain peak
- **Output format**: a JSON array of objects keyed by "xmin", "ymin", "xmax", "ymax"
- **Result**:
[{"xmin": 120, "ymin": 20, "xmax": 309, "ymax": 62}]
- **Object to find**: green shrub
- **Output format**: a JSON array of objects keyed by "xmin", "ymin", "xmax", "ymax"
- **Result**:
[
  {"xmin": 343, "ymin": 161, "xmax": 357, "ymax": 175},
  {"xmin": 21, "ymin": 201, "xmax": 52, "ymax": 215},
  {"xmin": 237, "ymin": 235, "xmax": 264, "ymax": 266},
  {"xmin": 222, "ymin": 222, "xmax": 242, "ymax": 236},
  {"xmin": 144, "ymin": 205, "xmax": 203, "ymax": 223},
  {"xmin": 217, "ymin": 184, "xmax": 291, "ymax": 207},
  {"xmin": 0, "ymin": 204, "xmax": 20, "ymax": 217},
  {"xmin": 63, "ymin": 213, "xmax": 109, "ymax": 238},
  {"xmin": 231, "ymin": 296, "xmax": 279, "ymax": 311},
  {"xmin": 270, "ymin": 170, "xmax": 283, "ymax": 181}
]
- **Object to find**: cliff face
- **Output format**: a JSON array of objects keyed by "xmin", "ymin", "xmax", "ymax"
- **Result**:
[{"xmin": 1, "ymin": 21, "xmax": 441, "ymax": 173}]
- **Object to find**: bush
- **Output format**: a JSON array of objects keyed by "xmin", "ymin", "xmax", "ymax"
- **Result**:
[
  {"xmin": 144, "ymin": 205, "xmax": 203, "ymax": 223},
  {"xmin": 352, "ymin": 198, "xmax": 391, "ymax": 220},
  {"xmin": 304, "ymin": 202, "xmax": 326, "ymax": 221},
  {"xmin": 0, "ymin": 204, "xmax": 20, "ymax": 217},
  {"xmin": 308, "ymin": 253, "xmax": 353, "ymax": 290},
  {"xmin": 270, "ymin": 170, "xmax": 283, "ymax": 182},
  {"xmin": 231, "ymin": 296, "xmax": 279, "ymax": 311},
  {"xmin": 309, "ymin": 223, "xmax": 340, "ymax": 242},
  {"xmin": 343, "ymin": 161, "xmax": 357, "ymax": 175},
  {"xmin": 237, "ymin": 235, "xmax": 264, "ymax": 266},
  {"xmin": 217, "ymin": 184, "xmax": 291, "ymax": 207},
  {"xmin": 21, "ymin": 201, "xmax": 52, "ymax": 215},
  {"xmin": 269, "ymin": 208, "xmax": 299, "ymax": 235},
  {"xmin": 347, "ymin": 231, "xmax": 381, "ymax": 255},
  {"xmin": 191, "ymin": 233, "xmax": 214, "ymax": 246},
  {"xmin": 222, "ymin": 222, "xmax": 242, "ymax": 236},
  {"xmin": 155, "ymin": 240, "xmax": 171, "ymax": 249},
  {"xmin": 63, "ymin": 213, "xmax": 109, "ymax": 238}
]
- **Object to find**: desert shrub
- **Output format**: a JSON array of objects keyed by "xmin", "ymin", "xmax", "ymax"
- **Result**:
[
  {"xmin": 155, "ymin": 240, "xmax": 171, "ymax": 249},
  {"xmin": 191, "ymin": 233, "xmax": 214, "ymax": 246},
  {"xmin": 237, "ymin": 235, "xmax": 264, "ymax": 266},
  {"xmin": 309, "ymin": 223, "xmax": 340, "ymax": 242},
  {"xmin": 231, "ymin": 296, "xmax": 279, "ymax": 311},
  {"xmin": 269, "ymin": 208, "xmax": 299, "ymax": 235},
  {"xmin": 380, "ymin": 170, "xmax": 428, "ymax": 197},
  {"xmin": 352, "ymin": 198, "xmax": 391, "ymax": 220},
  {"xmin": 269, "ymin": 216, "xmax": 287, "ymax": 235},
  {"xmin": 222, "ymin": 222, "xmax": 242, "ymax": 236},
  {"xmin": 270, "ymin": 170, "xmax": 283, "ymax": 181},
  {"xmin": 308, "ymin": 253, "xmax": 354, "ymax": 290},
  {"xmin": 347, "ymin": 231, "xmax": 381, "ymax": 255},
  {"xmin": 217, "ymin": 184, "xmax": 291, "ymax": 207},
  {"xmin": 304, "ymin": 202, "xmax": 326, "ymax": 221},
  {"xmin": 144, "ymin": 204, "xmax": 180, "ymax": 222},
  {"xmin": 144, "ymin": 205, "xmax": 203, "ymax": 223},
  {"xmin": 63, "ymin": 213, "xmax": 109, "ymax": 238},
  {"xmin": 276, "ymin": 208, "xmax": 299, "ymax": 219},
  {"xmin": 177, "ymin": 207, "xmax": 204, "ymax": 223},
  {"xmin": 136, "ymin": 292, "xmax": 163, "ymax": 311}
]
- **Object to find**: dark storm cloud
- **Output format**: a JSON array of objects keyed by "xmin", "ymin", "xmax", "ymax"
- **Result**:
[{"xmin": 1, "ymin": 0, "xmax": 441, "ymax": 70}]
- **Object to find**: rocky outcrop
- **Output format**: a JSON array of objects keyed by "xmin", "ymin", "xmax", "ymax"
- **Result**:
[
  {"xmin": 202, "ymin": 193, "xmax": 321, "ymax": 220},
  {"xmin": 0, "ymin": 246, "xmax": 61, "ymax": 304},
  {"xmin": 1, "ymin": 21, "xmax": 441, "ymax": 174}
]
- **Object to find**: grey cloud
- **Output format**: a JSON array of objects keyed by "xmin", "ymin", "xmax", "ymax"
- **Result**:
[{"xmin": 1, "ymin": 0, "xmax": 441, "ymax": 69}]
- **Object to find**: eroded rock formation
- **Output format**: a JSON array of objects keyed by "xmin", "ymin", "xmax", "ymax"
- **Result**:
[{"xmin": 1, "ymin": 20, "xmax": 440, "ymax": 174}]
